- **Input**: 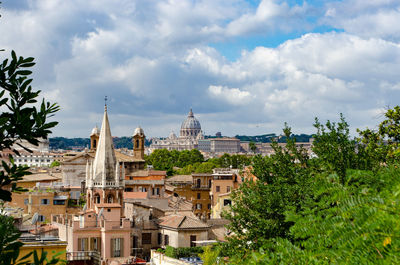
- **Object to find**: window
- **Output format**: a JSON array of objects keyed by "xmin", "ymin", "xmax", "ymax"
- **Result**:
[
  {"xmin": 196, "ymin": 203, "xmax": 202, "ymax": 210},
  {"xmin": 24, "ymin": 199, "xmax": 29, "ymax": 205},
  {"xmin": 132, "ymin": 236, "xmax": 138, "ymax": 248},
  {"xmin": 223, "ymin": 199, "xmax": 232, "ymax": 206},
  {"xmin": 107, "ymin": 208, "xmax": 111, "ymax": 212},
  {"xmin": 142, "ymin": 233, "xmax": 152, "ymax": 244},
  {"xmin": 158, "ymin": 233, "xmax": 162, "ymax": 245},
  {"xmin": 53, "ymin": 200, "xmax": 65, "ymax": 205},
  {"xmin": 78, "ymin": 238, "xmax": 89, "ymax": 251},
  {"xmin": 208, "ymin": 179, "xmax": 212, "ymax": 188},
  {"xmin": 196, "ymin": 179, "xmax": 201, "ymax": 188},
  {"xmin": 164, "ymin": 235, "xmax": 169, "ymax": 245},
  {"xmin": 216, "ymin": 186, "xmax": 220, "ymax": 192},
  {"xmin": 38, "ymin": 215, "xmax": 45, "ymax": 222},
  {"xmin": 227, "ymin": 186, "xmax": 231, "ymax": 193},
  {"xmin": 94, "ymin": 194, "xmax": 100, "ymax": 204},
  {"xmin": 197, "ymin": 193, "xmax": 201, "ymax": 199},
  {"xmin": 190, "ymin": 235, "xmax": 197, "ymax": 247},
  {"xmin": 208, "ymin": 204, "xmax": 211, "ymax": 210},
  {"xmin": 111, "ymin": 238, "xmax": 123, "ymax": 257},
  {"xmin": 90, "ymin": 237, "xmax": 100, "ymax": 251},
  {"xmin": 41, "ymin": 199, "xmax": 49, "ymax": 205}
]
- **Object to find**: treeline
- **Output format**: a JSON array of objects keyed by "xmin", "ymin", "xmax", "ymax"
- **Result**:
[
  {"xmin": 235, "ymin": 133, "xmax": 313, "ymax": 143},
  {"xmin": 49, "ymin": 136, "xmax": 151, "ymax": 150},
  {"xmin": 145, "ymin": 149, "xmax": 251, "ymax": 176},
  {"xmin": 201, "ymin": 106, "xmax": 400, "ymax": 264}
]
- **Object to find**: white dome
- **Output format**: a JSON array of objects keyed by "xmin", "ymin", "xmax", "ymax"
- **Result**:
[
  {"xmin": 133, "ymin": 126, "xmax": 145, "ymax": 136},
  {"xmin": 181, "ymin": 109, "xmax": 201, "ymax": 130},
  {"xmin": 91, "ymin": 125, "xmax": 100, "ymax": 136},
  {"xmin": 169, "ymin": 131, "xmax": 177, "ymax": 139}
]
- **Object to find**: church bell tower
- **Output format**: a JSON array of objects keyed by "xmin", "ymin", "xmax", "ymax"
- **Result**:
[{"xmin": 133, "ymin": 127, "xmax": 145, "ymax": 160}]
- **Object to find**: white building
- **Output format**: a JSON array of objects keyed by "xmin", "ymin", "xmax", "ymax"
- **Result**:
[{"xmin": 150, "ymin": 109, "xmax": 204, "ymax": 151}]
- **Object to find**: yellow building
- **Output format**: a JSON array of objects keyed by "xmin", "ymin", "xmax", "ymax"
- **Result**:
[
  {"xmin": 212, "ymin": 192, "xmax": 232, "ymax": 219},
  {"xmin": 18, "ymin": 237, "xmax": 67, "ymax": 264}
]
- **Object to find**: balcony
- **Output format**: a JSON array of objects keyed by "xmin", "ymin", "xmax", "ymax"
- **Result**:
[
  {"xmin": 191, "ymin": 185, "xmax": 211, "ymax": 190},
  {"xmin": 67, "ymin": 251, "xmax": 100, "ymax": 265},
  {"xmin": 125, "ymin": 180, "xmax": 164, "ymax": 185}
]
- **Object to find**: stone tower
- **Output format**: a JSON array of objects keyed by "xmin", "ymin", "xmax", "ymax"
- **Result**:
[
  {"xmin": 85, "ymin": 105, "xmax": 125, "ymax": 214},
  {"xmin": 90, "ymin": 125, "xmax": 100, "ymax": 150},
  {"xmin": 133, "ymin": 127, "xmax": 145, "ymax": 160}
]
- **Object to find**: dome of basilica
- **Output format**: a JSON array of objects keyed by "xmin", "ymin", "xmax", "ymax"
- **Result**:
[{"xmin": 180, "ymin": 109, "xmax": 201, "ymax": 138}]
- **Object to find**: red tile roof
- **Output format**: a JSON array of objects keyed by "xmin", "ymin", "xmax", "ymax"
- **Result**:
[
  {"xmin": 124, "ymin": 192, "xmax": 148, "ymax": 199},
  {"xmin": 95, "ymin": 203, "xmax": 121, "ymax": 208},
  {"xmin": 159, "ymin": 215, "xmax": 210, "ymax": 230}
]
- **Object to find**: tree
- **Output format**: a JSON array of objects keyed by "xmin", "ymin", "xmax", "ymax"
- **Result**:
[
  {"xmin": 0, "ymin": 51, "xmax": 59, "ymax": 201},
  {"xmin": 49, "ymin": 160, "xmax": 60, "ymax": 168},
  {"xmin": 312, "ymin": 114, "xmax": 358, "ymax": 185},
  {"xmin": 0, "ymin": 51, "xmax": 60, "ymax": 264},
  {"xmin": 224, "ymin": 124, "xmax": 313, "ymax": 255},
  {"xmin": 249, "ymin": 141, "xmax": 257, "ymax": 153}
]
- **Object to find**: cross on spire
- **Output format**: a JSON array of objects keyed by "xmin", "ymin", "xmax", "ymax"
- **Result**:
[{"xmin": 104, "ymin": 96, "xmax": 108, "ymax": 111}]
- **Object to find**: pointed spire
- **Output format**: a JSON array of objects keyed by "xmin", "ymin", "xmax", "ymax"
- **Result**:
[{"xmin": 92, "ymin": 106, "xmax": 117, "ymax": 183}]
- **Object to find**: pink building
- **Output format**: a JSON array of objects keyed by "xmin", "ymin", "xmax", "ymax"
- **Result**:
[{"xmin": 53, "ymin": 106, "xmax": 132, "ymax": 265}]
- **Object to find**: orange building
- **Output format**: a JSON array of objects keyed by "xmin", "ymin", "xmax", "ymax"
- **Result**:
[{"xmin": 125, "ymin": 170, "xmax": 166, "ymax": 198}]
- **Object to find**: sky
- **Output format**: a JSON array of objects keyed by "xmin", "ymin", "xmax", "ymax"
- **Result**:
[{"xmin": 1, "ymin": 0, "xmax": 400, "ymax": 138}]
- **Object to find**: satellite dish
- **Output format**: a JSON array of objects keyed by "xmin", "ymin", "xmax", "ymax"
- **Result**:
[{"xmin": 31, "ymin": 213, "xmax": 39, "ymax": 225}]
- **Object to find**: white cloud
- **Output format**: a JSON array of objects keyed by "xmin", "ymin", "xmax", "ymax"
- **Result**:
[
  {"xmin": 208, "ymin": 85, "xmax": 252, "ymax": 105},
  {"xmin": 1, "ymin": 0, "xmax": 400, "ymax": 137}
]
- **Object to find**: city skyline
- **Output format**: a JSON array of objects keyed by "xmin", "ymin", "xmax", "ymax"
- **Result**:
[{"xmin": 1, "ymin": 0, "xmax": 399, "ymax": 137}]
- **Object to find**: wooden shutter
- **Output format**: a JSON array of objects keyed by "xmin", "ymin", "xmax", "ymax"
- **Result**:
[
  {"xmin": 78, "ymin": 238, "xmax": 82, "ymax": 251},
  {"xmin": 120, "ymin": 238, "xmax": 124, "ymax": 257},
  {"xmin": 110, "ymin": 238, "xmax": 114, "ymax": 257},
  {"xmin": 84, "ymin": 238, "xmax": 89, "ymax": 251}
]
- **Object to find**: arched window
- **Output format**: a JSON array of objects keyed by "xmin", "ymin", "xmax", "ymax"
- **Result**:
[
  {"xmin": 94, "ymin": 194, "xmax": 100, "ymax": 204},
  {"xmin": 136, "ymin": 139, "xmax": 139, "ymax": 149},
  {"xmin": 93, "ymin": 139, "xmax": 96, "ymax": 149},
  {"xmin": 107, "ymin": 195, "xmax": 114, "ymax": 203}
]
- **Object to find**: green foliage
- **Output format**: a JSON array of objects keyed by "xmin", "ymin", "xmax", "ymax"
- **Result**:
[
  {"xmin": 0, "ymin": 51, "xmax": 61, "ymax": 264},
  {"xmin": 199, "ymin": 245, "xmax": 222, "ymax": 265},
  {"xmin": 312, "ymin": 114, "xmax": 358, "ymax": 184},
  {"xmin": 163, "ymin": 246, "xmax": 204, "ymax": 259},
  {"xmin": 0, "ymin": 51, "xmax": 59, "ymax": 201},
  {"xmin": 0, "ymin": 214, "xmax": 24, "ymax": 265},
  {"xmin": 164, "ymin": 246, "xmax": 177, "ymax": 258},
  {"xmin": 49, "ymin": 160, "xmax": 60, "ymax": 168},
  {"xmin": 224, "ymin": 124, "xmax": 313, "ymax": 255},
  {"xmin": 222, "ymin": 106, "xmax": 400, "ymax": 264}
]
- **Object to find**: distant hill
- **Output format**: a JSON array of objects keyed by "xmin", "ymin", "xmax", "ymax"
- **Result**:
[
  {"xmin": 235, "ymin": 133, "xmax": 313, "ymax": 143},
  {"xmin": 50, "ymin": 134, "xmax": 313, "ymax": 150},
  {"xmin": 49, "ymin": 137, "xmax": 151, "ymax": 150}
]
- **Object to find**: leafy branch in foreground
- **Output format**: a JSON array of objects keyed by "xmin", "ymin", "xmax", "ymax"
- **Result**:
[{"xmin": 0, "ymin": 51, "xmax": 59, "ymax": 202}]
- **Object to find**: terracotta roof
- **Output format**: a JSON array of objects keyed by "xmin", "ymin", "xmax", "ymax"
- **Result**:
[
  {"xmin": 167, "ymin": 175, "xmax": 192, "ymax": 183},
  {"xmin": 159, "ymin": 215, "xmax": 210, "ymax": 230},
  {"xmin": 115, "ymin": 151, "xmax": 144, "ymax": 162},
  {"xmin": 29, "ymin": 224, "xmax": 58, "ymax": 235},
  {"xmin": 95, "ymin": 203, "xmax": 121, "ymax": 208},
  {"xmin": 124, "ymin": 192, "xmax": 148, "ymax": 199},
  {"xmin": 18, "ymin": 173, "xmax": 61, "ymax": 183},
  {"xmin": 129, "ymin": 170, "xmax": 167, "ymax": 177}
]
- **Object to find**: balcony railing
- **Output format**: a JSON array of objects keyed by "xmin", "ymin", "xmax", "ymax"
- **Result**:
[
  {"xmin": 67, "ymin": 251, "xmax": 101, "ymax": 265},
  {"xmin": 191, "ymin": 185, "xmax": 211, "ymax": 190}
]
